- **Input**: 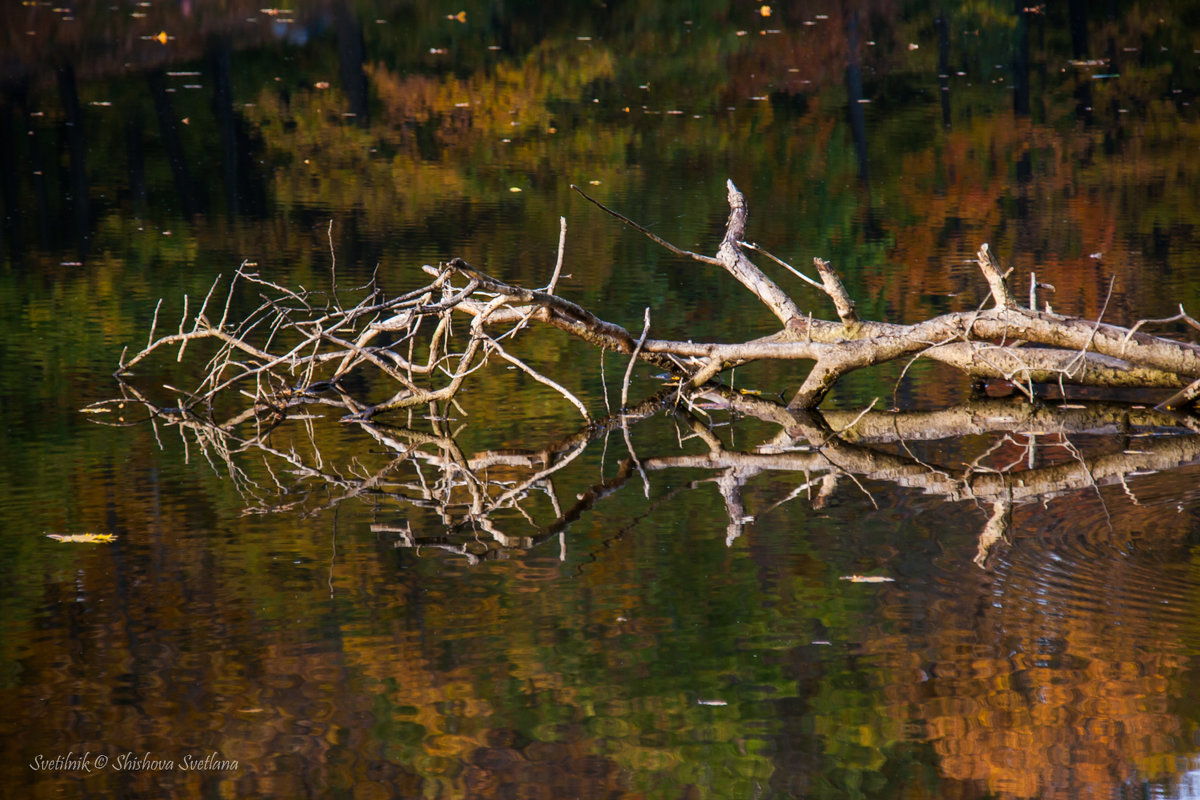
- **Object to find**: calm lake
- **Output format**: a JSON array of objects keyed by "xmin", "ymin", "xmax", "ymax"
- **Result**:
[{"xmin": 4, "ymin": 2, "xmax": 1200, "ymax": 798}]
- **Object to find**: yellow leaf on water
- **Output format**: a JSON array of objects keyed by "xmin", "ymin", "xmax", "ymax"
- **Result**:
[
  {"xmin": 839, "ymin": 574, "xmax": 894, "ymax": 583},
  {"xmin": 46, "ymin": 533, "xmax": 117, "ymax": 544}
]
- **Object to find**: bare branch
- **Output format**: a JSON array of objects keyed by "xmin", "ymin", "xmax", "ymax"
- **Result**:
[
  {"xmin": 544, "ymin": 216, "xmax": 568, "ymax": 295},
  {"xmin": 104, "ymin": 181, "xmax": 1200, "ymax": 449},
  {"xmin": 740, "ymin": 241, "xmax": 825, "ymax": 291},
  {"xmin": 715, "ymin": 180, "xmax": 804, "ymax": 324},
  {"xmin": 623, "ymin": 308, "xmax": 651, "ymax": 410},
  {"xmin": 481, "ymin": 333, "xmax": 591, "ymax": 421},
  {"xmin": 813, "ymin": 258, "xmax": 859, "ymax": 327}
]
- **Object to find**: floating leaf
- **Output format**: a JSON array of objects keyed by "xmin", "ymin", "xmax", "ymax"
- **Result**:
[{"xmin": 46, "ymin": 532, "xmax": 118, "ymax": 544}]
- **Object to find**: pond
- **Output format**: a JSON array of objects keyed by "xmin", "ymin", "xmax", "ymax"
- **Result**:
[{"xmin": 4, "ymin": 2, "xmax": 1200, "ymax": 798}]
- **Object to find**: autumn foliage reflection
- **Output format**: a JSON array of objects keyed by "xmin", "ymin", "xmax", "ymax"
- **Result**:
[
  {"xmin": 90, "ymin": 363, "xmax": 1200, "ymax": 797},
  {"xmin": 19, "ymin": 2, "xmax": 1200, "ymax": 796}
]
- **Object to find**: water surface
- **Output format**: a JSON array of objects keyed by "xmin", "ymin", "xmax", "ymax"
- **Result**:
[{"xmin": 4, "ymin": 2, "xmax": 1200, "ymax": 798}]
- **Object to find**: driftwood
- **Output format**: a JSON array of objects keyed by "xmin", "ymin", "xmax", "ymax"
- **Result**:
[
  {"xmin": 87, "ymin": 181, "xmax": 1200, "ymax": 565},
  {"xmin": 104, "ymin": 181, "xmax": 1200, "ymax": 421}
]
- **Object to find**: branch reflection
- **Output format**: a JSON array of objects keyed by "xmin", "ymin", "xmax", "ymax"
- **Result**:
[{"xmin": 87, "ymin": 383, "xmax": 1200, "ymax": 569}]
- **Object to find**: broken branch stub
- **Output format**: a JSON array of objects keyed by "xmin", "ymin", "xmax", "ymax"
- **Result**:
[{"xmin": 977, "ymin": 243, "xmax": 1019, "ymax": 309}]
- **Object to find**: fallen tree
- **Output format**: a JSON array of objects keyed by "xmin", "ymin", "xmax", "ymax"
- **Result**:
[
  {"xmin": 102, "ymin": 181, "xmax": 1200, "ymax": 423},
  {"xmin": 86, "ymin": 182, "xmax": 1200, "ymax": 565}
]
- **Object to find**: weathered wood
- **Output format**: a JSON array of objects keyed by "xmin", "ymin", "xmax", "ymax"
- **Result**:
[
  {"xmin": 813, "ymin": 258, "xmax": 859, "ymax": 328},
  {"xmin": 714, "ymin": 180, "xmax": 804, "ymax": 326},
  {"xmin": 976, "ymin": 243, "xmax": 1018, "ymax": 309},
  {"xmin": 110, "ymin": 182, "xmax": 1200, "ymax": 421}
]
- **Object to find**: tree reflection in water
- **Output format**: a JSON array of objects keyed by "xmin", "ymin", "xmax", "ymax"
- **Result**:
[
  {"xmin": 90, "ymin": 358, "xmax": 1200, "ymax": 797},
  {"xmin": 7, "ymin": 1, "xmax": 1200, "ymax": 796},
  {"xmin": 92, "ymin": 373, "xmax": 1200, "ymax": 570},
  {"xmin": 82, "ymin": 178, "xmax": 1200, "ymax": 797}
]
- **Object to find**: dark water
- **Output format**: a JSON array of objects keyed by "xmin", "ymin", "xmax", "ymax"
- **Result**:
[{"xmin": 4, "ymin": 2, "xmax": 1200, "ymax": 798}]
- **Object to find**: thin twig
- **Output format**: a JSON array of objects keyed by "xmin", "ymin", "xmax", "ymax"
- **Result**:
[
  {"xmin": 545, "ymin": 216, "xmax": 568, "ymax": 294},
  {"xmin": 328, "ymin": 219, "xmax": 343, "ymax": 314},
  {"xmin": 571, "ymin": 184, "xmax": 722, "ymax": 266},
  {"xmin": 623, "ymin": 308, "xmax": 651, "ymax": 409},
  {"xmin": 600, "ymin": 348, "xmax": 611, "ymax": 414},
  {"xmin": 622, "ymin": 417, "xmax": 651, "ymax": 498},
  {"xmin": 1122, "ymin": 304, "xmax": 1200, "ymax": 352},
  {"xmin": 482, "ymin": 334, "xmax": 591, "ymax": 421},
  {"xmin": 1064, "ymin": 275, "xmax": 1116, "ymax": 376},
  {"xmin": 740, "ymin": 242, "xmax": 825, "ymax": 290},
  {"xmin": 831, "ymin": 397, "xmax": 879, "ymax": 439},
  {"xmin": 146, "ymin": 298, "xmax": 163, "ymax": 352}
]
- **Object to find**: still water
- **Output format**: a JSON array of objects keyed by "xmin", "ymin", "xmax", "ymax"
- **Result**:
[{"xmin": 4, "ymin": 2, "xmax": 1200, "ymax": 798}]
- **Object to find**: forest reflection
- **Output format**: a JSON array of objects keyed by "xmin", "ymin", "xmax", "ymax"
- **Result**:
[{"xmin": 83, "ymin": 374, "xmax": 1200, "ymax": 798}]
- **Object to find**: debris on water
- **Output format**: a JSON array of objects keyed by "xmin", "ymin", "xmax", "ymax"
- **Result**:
[{"xmin": 46, "ymin": 532, "xmax": 117, "ymax": 544}]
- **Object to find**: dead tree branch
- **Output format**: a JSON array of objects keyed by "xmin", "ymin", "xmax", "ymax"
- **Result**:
[
  {"xmin": 106, "ymin": 182, "xmax": 1200, "ymax": 443},
  {"xmin": 91, "ymin": 181, "xmax": 1200, "ymax": 570}
]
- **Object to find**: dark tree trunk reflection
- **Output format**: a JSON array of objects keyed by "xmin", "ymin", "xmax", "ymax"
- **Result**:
[
  {"xmin": 335, "ymin": 4, "xmax": 369, "ymax": 126},
  {"xmin": 57, "ymin": 62, "xmax": 91, "ymax": 259},
  {"xmin": 148, "ymin": 68, "xmax": 200, "ymax": 219}
]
